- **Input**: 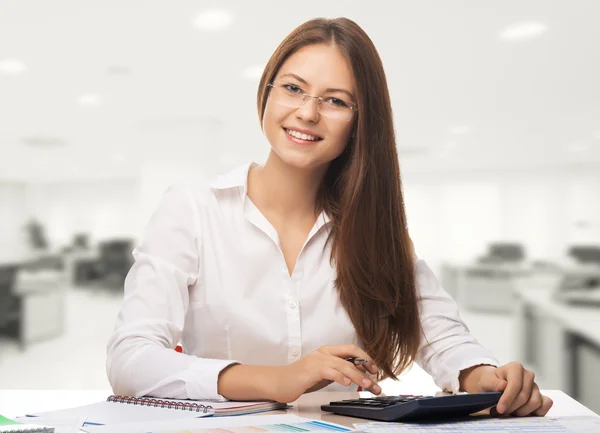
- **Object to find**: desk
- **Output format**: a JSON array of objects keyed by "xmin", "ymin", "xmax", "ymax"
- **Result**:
[
  {"xmin": 0, "ymin": 265, "xmax": 66, "ymax": 349},
  {"xmin": 0, "ymin": 390, "xmax": 597, "ymax": 429},
  {"xmin": 14, "ymin": 270, "xmax": 66, "ymax": 348},
  {"xmin": 288, "ymin": 390, "xmax": 599, "ymax": 426},
  {"xmin": 513, "ymin": 285, "xmax": 600, "ymax": 414},
  {"xmin": 441, "ymin": 261, "xmax": 538, "ymax": 313}
]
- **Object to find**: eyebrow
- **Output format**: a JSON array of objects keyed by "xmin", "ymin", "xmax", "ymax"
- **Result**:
[{"xmin": 279, "ymin": 73, "xmax": 355, "ymax": 101}]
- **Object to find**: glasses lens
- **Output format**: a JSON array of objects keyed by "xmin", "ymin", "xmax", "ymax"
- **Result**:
[
  {"xmin": 269, "ymin": 82, "xmax": 356, "ymax": 122},
  {"xmin": 269, "ymin": 82, "xmax": 304, "ymax": 108},
  {"xmin": 319, "ymin": 98, "xmax": 355, "ymax": 122}
]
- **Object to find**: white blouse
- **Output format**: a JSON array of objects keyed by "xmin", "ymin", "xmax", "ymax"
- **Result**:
[{"xmin": 106, "ymin": 162, "xmax": 498, "ymax": 401}]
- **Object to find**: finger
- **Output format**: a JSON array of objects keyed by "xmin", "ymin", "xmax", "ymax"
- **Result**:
[
  {"xmin": 505, "ymin": 370, "xmax": 535, "ymax": 415},
  {"xmin": 364, "ymin": 382, "xmax": 382, "ymax": 395},
  {"xmin": 333, "ymin": 358, "xmax": 376, "ymax": 391},
  {"xmin": 359, "ymin": 367, "xmax": 380, "ymax": 392},
  {"xmin": 489, "ymin": 406, "xmax": 501, "ymax": 417},
  {"xmin": 366, "ymin": 361, "xmax": 378, "ymax": 375},
  {"xmin": 513, "ymin": 383, "xmax": 543, "ymax": 417},
  {"xmin": 480, "ymin": 375, "xmax": 508, "ymax": 394},
  {"xmin": 533, "ymin": 396, "xmax": 553, "ymax": 416},
  {"xmin": 326, "ymin": 344, "xmax": 378, "ymax": 374},
  {"xmin": 476, "ymin": 366, "xmax": 508, "ymax": 393},
  {"xmin": 321, "ymin": 367, "xmax": 353, "ymax": 388},
  {"xmin": 356, "ymin": 365, "xmax": 378, "ymax": 378},
  {"xmin": 496, "ymin": 364, "xmax": 524, "ymax": 414}
]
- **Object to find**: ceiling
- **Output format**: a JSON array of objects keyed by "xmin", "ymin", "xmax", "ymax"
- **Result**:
[{"xmin": 1, "ymin": 0, "xmax": 599, "ymax": 181}]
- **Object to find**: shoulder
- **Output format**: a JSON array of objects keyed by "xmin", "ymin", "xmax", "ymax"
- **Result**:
[
  {"xmin": 163, "ymin": 162, "xmax": 252, "ymax": 213},
  {"xmin": 156, "ymin": 181, "xmax": 217, "ymax": 223},
  {"xmin": 411, "ymin": 251, "xmax": 436, "ymax": 286}
]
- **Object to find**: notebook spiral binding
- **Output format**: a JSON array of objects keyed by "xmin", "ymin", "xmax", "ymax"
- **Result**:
[{"xmin": 107, "ymin": 395, "xmax": 213, "ymax": 413}]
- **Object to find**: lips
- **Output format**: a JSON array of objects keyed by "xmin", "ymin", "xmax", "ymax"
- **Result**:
[{"xmin": 283, "ymin": 127, "xmax": 323, "ymax": 141}]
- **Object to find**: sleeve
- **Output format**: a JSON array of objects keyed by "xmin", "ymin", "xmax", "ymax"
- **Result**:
[
  {"xmin": 414, "ymin": 256, "xmax": 499, "ymax": 394},
  {"xmin": 106, "ymin": 183, "xmax": 238, "ymax": 401}
]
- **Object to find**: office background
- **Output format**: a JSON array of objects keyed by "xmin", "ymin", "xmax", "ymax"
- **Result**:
[{"xmin": 1, "ymin": 0, "xmax": 599, "ymax": 412}]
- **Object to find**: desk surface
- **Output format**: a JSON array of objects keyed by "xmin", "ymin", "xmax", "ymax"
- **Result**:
[
  {"xmin": 514, "ymin": 286, "xmax": 600, "ymax": 347},
  {"xmin": 0, "ymin": 390, "xmax": 597, "ymax": 427}
]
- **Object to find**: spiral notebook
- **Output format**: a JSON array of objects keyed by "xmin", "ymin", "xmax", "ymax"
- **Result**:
[
  {"xmin": 26, "ymin": 395, "xmax": 288, "ymax": 427},
  {"xmin": 105, "ymin": 395, "xmax": 288, "ymax": 416}
]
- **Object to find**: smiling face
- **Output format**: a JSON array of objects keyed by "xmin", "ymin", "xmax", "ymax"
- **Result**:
[{"xmin": 262, "ymin": 43, "xmax": 357, "ymax": 170}]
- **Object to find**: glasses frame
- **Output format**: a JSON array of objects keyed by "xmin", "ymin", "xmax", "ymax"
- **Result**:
[{"xmin": 267, "ymin": 81, "xmax": 358, "ymax": 122}]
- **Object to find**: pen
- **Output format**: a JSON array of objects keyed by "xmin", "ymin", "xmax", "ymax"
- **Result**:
[{"xmin": 344, "ymin": 357, "xmax": 368, "ymax": 366}]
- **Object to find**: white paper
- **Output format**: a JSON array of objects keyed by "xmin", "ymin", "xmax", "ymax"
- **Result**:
[
  {"xmin": 26, "ymin": 401, "xmax": 211, "ymax": 426},
  {"xmin": 82, "ymin": 414, "xmax": 354, "ymax": 433},
  {"xmin": 353, "ymin": 416, "xmax": 600, "ymax": 432},
  {"xmin": 16, "ymin": 416, "xmax": 87, "ymax": 433}
]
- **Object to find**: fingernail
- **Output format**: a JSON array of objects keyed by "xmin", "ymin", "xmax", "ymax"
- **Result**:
[
  {"xmin": 344, "ymin": 377, "xmax": 351, "ymax": 385},
  {"xmin": 497, "ymin": 403, "xmax": 507, "ymax": 413},
  {"xmin": 374, "ymin": 384, "xmax": 382, "ymax": 394},
  {"xmin": 362, "ymin": 378, "xmax": 371, "ymax": 387}
]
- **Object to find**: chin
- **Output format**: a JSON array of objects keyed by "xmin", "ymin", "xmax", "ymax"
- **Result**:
[{"xmin": 277, "ymin": 151, "xmax": 321, "ymax": 170}]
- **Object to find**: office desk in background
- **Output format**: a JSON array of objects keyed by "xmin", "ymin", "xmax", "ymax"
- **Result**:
[
  {"xmin": 513, "ymin": 285, "xmax": 600, "ymax": 415},
  {"xmin": 440, "ymin": 261, "xmax": 538, "ymax": 313},
  {"xmin": 0, "ymin": 264, "xmax": 66, "ymax": 349},
  {"xmin": 0, "ymin": 390, "xmax": 597, "ymax": 430},
  {"xmin": 14, "ymin": 270, "xmax": 67, "ymax": 347}
]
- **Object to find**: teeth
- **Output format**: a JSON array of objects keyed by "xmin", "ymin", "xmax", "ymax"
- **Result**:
[{"xmin": 286, "ymin": 128, "xmax": 319, "ymax": 141}]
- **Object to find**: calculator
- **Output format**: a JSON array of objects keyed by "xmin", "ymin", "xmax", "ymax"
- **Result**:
[{"xmin": 321, "ymin": 392, "xmax": 502, "ymax": 422}]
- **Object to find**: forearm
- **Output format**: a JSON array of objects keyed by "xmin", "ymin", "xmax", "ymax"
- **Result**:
[{"xmin": 217, "ymin": 364, "xmax": 284, "ymax": 401}]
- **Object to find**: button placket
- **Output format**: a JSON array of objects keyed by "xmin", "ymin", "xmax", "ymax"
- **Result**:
[{"xmin": 285, "ymin": 270, "xmax": 303, "ymax": 362}]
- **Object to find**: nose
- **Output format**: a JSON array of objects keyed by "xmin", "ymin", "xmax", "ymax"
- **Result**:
[{"xmin": 295, "ymin": 96, "xmax": 320, "ymax": 123}]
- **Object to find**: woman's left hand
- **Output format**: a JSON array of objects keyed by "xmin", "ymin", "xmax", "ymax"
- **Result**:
[{"xmin": 460, "ymin": 362, "xmax": 553, "ymax": 416}]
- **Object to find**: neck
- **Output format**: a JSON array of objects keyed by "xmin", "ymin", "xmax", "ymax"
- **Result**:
[{"xmin": 248, "ymin": 151, "xmax": 327, "ymax": 220}]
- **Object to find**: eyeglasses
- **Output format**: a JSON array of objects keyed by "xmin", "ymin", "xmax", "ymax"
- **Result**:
[{"xmin": 267, "ymin": 81, "xmax": 357, "ymax": 122}]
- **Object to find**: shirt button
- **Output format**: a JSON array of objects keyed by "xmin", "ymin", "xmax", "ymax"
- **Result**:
[
  {"xmin": 291, "ymin": 347, "xmax": 300, "ymax": 356},
  {"xmin": 288, "ymin": 300, "xmax": 297, "ymax": 309}
]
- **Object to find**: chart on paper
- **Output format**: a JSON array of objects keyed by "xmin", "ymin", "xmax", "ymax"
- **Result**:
[
  {"xmin": 353, "ymin": 416, "xmax": 600, "ymax": 433},
  {"xmin": 158, "ymin": 420, "xmax": 354, "ymax": 433}
]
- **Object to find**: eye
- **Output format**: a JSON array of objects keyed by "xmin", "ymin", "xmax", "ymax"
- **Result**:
[
  {"xmin": 283, "ymin": 84, "xmax": 303, "ymax": 94},
  {"xmin": 326, "ymin": 97, "xmax": 349, "ymax": 108}
]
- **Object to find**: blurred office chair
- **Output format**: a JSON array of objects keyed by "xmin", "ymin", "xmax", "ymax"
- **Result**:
[
  {"xmin": 567, "ymin": 246, "xmax": 600, "ymax": 265},
  {"xmin": 73, "ymin": 233, "xmax": 90, "ymax": 250},
  {"xmin": 478, "ymin": 242, "xmax": 525, "ymax": 264},
  {"xmin": 71, "ymin": 239, "xmax": 133, "ymax": 290},
  {"xmin": 0, "ymin": 264, "xmax": 22, "ymax": 346},
  {"xmin": 95, "ymin": 239, "xmax": 134, "ymax": 291}
]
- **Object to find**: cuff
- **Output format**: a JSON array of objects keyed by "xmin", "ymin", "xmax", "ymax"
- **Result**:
[{"xmin": 185, "ymin": 358, "xmax": 240, "ymax": 401}]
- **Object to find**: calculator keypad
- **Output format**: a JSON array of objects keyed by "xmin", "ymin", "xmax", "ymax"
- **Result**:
[{"xmin": 330, "ymin": 395, "xmax": 427, "ymax": 408}]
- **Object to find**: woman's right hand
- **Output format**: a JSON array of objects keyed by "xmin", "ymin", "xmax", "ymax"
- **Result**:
[{"xmin": 271, "ymin": 344, "xmax": 381, "ymax": 403}]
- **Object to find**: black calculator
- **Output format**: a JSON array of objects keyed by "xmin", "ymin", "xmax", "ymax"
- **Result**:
[{"xmin": 321, "ymin": 392, "xmax": 502, "ymax": 422}]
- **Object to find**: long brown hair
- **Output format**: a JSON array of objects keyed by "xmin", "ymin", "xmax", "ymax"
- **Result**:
[{"xmin": 257, "ymin": 17, "xmax": 421, "ymax": 381}]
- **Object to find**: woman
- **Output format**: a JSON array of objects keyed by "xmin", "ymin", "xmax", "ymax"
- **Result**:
[{"xmin": 107, "ymin": 17, "xmax": 552, "ymax": 417}]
